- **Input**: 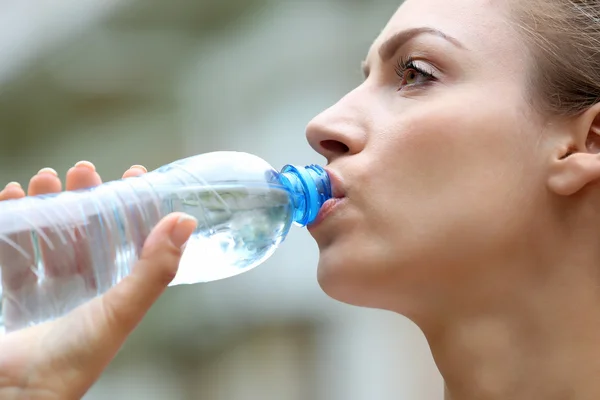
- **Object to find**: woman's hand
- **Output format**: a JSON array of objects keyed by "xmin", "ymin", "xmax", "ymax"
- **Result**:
[{"xmin": 0, "ymin": 162, "xmax": 197, "ymax": 399}]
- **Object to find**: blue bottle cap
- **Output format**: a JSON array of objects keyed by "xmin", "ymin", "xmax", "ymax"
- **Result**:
[{"xmin": 280, "ymin": 164, "xmax": 332, "ymax": 226}]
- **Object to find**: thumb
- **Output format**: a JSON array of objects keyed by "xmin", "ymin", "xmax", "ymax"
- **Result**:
[
  {"xmin": 50, "ymin": 213, "xmax": 197, "ymax": 380},
  {"xmin": 98, "ymin": 212, "xmax": 197, "ymax": 335}
]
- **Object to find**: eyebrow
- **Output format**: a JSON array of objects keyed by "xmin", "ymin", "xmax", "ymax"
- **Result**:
[
  {"xmin": 379, "ymin": 27, "xmax": 465, "ymax": 61},
  {"xmin": 362, "ymin": 27, "xmax": 464, "ymax": 78}
]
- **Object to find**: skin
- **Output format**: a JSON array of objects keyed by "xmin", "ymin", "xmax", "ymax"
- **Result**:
[
  {"xmin": 3, "ymin": 0, "xmax": 600, "ymax": 398},
  {"xmin": 0, "ymin": 164, "xmax": 197, "ymax": 399},
  {"xmin": 306, "ymin": 0, "xmax": 600, "ymax": 399}
]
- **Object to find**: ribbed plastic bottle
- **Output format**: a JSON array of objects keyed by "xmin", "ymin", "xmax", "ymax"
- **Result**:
[{"xmin": 0, "ymin": 151, "xmax": 331, "ymax": 334}]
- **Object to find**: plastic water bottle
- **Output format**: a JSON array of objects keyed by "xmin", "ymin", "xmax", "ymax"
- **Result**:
[{"xmin": 0, "ymin": 151, "xmax": 331, "ymax": 333}]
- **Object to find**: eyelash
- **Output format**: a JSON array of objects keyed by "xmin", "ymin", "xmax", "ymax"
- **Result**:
[{"xmin": 394, "ymin": 56, "xmax": 436, "ymax": 90}]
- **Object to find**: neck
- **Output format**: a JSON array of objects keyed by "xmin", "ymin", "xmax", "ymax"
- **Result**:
[{"xmin": 425, "ymin": 258, "xmax": 600, "ymax": 400}]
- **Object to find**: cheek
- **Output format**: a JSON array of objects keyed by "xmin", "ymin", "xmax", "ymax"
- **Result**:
[
  {"xmin": 315, "ymin": 89, "xmax": 547, "ymax": 307},
  {"xmin": 363, "ymin": 94, "xmax": 544, "ymax": 263}
]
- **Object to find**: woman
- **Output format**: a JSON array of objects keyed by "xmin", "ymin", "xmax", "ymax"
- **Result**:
[{"xmin": 1, "ymin": 0, "xmax": 599, "ymax": 398}]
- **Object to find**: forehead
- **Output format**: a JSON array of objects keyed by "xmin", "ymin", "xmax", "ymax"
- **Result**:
[{"xmin": 367, "ymin": 0, "xmax": 522, "ymax": 63}]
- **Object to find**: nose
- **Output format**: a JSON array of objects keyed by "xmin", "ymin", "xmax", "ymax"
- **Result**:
[{"xmin": 306, "ymin": 90, "xmax": 368, "ymax": 163}]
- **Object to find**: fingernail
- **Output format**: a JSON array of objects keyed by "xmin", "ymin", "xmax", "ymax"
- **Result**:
[
  {"xmin": 74, "ymin": 160, "xmax": 96, "ymax": 171},
  {"xmin": 130, "ymin": 165, "xmax": 147, "ymax": 173},
  {"xmin": 170, "ymin": 214, "xmax": 197, "ymax": 248},
  {"xmin": 5, "ymin": 181, "xmax": 21, "ymax": 189},
  {"xmin": 37, "ymin": 167, "xmax": 58, "ymax": 176}
]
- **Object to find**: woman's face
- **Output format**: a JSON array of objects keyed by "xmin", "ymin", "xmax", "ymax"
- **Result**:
[{"xmin": 306, "ymin": 0, "xmax": 554, "ymax": 314}]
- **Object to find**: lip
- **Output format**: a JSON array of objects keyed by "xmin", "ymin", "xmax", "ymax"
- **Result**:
[
  {"xmin": 324, "ymin": 167, "xmax": 346, "ymax": 199},
  {"xmin": 308, "ymin": 197, "xmax": 346, "ymax": 228},
  {"xmin": 308, "ymin": 167, "xmax": 347, "ymax": 229}
]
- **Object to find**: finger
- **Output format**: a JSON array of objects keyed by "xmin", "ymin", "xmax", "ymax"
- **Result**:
[
  {"xmin": 0, "ymin": 182, "xmax": 25, "ymax": 201},
  {"xmin": 27, "ymin": 169, "xmax": 67, "ymax": 280},
  {"xmin": 21, "ymin": 168, "xmax": 80, "ymax": 328},
  {"xmin": 102, "ymin": 213, "xmax": 197, "ymax": 331},
  {"xmin": 121, "ymin": 164, "xmax": 155, "ymax": 267},
  {"xmin": 27, "ymin": 168, "xmax": 62, "ymax": 196},
  {"xmin": 42, "ymin": 161, "xmax": 103, "ymax": 312},
  {"xmin": 93, "ymin": 163, "xmax": 148, "ymax": 294},
  {"xmin": 65, "ymin": 161, "xmax": 102, "ymax": 191},
  {"xmin": 48, "ymin": 213, "xmax": 197, "ymax": 393},
  {"xmin": 30, "ymin": 164, "xmax": 99, "ymax": 322},
  {"xmin": 122, "ymin": 165, "xmax": 147, "ymax": 179},
  {"xmin": 0, "ymin": 182, "xmax": 36, "ymax": 331}
]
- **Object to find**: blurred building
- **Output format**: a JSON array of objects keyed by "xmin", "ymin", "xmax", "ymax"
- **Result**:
[{"xmin": 0, "ymin": 0, "xmax": 443, "ymax": 399}]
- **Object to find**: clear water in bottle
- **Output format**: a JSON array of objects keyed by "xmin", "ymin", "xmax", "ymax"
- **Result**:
[
  {"xmin": 168, "ymin": 184, "xmax": 293, "ymax": 285},
  {"xmin": 0, "ymin": 151, "xmax": 331, "ymax": 333}
]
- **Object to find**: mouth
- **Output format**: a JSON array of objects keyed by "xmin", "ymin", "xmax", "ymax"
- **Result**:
[
  {"xmin": 325, "ymin": 168, "xmax": 346, "ymax": 199},
  {"xmin": 308, "ymin": 168, "xmax": 346, "ymax": 229}
]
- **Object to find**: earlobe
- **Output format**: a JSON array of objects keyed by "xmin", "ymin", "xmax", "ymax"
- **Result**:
[
  {"xmin": 548, "ymin": 153, "xmax": 600, "ymax": 196},
  {"xmin": 547, "ymin": 104, "xmax": 600, "ymax": 196}
]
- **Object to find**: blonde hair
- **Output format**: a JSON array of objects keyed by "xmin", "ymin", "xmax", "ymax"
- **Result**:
[{"xmin": 513, "ymin": 0, "xmax": 600, "ymax": 115}]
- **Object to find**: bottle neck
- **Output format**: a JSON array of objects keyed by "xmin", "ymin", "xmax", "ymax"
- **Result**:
[{"xmin": 280, "ymin": 164, "xmax": 332, "ymax": 226}]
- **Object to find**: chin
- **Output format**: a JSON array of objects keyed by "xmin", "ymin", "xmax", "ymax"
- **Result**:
[
  {"xmin": 315, "ymin": 244, "xmax": 391, "ymax": 309},
  {"xmin": 315, "ymin": 240, "xmax": 431, "ymax": 318}
]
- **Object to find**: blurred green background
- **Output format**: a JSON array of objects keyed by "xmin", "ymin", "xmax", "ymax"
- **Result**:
[{"xmin": 0, "ymin": 0, "xmax": 442, "ymax": 398}]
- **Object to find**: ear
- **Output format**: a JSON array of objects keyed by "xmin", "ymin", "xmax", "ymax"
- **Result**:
[{"xmin": 548, "ymin": 103, "xmax": 600, "ymax": 196}]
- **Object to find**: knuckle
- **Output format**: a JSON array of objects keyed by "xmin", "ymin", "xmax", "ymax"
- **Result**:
[{"xmin": 151, "ymin": 244, "xmax": 182, "ymax": 286}]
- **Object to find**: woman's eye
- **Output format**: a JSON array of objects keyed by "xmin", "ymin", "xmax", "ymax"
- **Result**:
[
  {"xmin": 399, "ymin": 68, "xmax": 433, "ymax": 90},
  {"xmin": 403, "ymin": 69, "xmax": 421, "ymax": 86},
  {"xmin": 395, "ymin": 58, "xmax": 436, "ymax": 91}
]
